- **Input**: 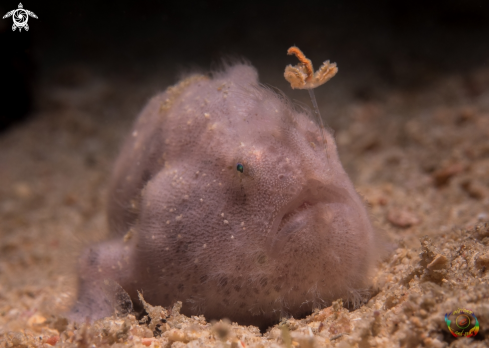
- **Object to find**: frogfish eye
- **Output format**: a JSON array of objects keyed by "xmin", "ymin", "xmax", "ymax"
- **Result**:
[{"xmin": 236, "ymin": 163, "xmax": 244, "ymax": 173}]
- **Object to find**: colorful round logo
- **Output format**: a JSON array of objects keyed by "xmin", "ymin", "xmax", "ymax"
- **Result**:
[{"xmin": 445, "ymin": 308, "xmax": 479, "ymax": 338}]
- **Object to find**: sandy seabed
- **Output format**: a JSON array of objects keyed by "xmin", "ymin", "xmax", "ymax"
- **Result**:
[{"xmin": 1, "ymin": 63, "xmax": 489, "ymax": 348}]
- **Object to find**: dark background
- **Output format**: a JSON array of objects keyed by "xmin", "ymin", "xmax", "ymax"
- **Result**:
[{"xmin": 2, "ymin": 0, "xmax": 489, "ymax": 131}]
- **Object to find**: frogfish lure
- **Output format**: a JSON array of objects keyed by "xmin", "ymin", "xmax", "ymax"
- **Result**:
[{"xmin": 284, "ymin": 46, "xmax": 338, "ymax": 149}]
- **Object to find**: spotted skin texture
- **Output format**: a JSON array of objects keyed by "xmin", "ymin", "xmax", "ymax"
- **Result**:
[{"xmin": 71, "ymin": 64, "xmax": 380, "ymax": 328}]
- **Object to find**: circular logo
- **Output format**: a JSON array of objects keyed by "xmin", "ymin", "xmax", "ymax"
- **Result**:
[
  {"xmin": 13, "ymin": 9, "xmax": 28, "ymax": 27},
  {"xmin": 445, "ymin": 308, "xmax": 479, "ymax": 338}
]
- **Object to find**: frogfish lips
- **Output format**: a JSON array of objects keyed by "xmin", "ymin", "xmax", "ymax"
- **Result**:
[{"xmin": 266, "ymin": 180, "xmax": 360, "ymax": 254}]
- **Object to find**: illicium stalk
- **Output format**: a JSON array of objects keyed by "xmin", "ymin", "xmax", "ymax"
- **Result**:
[{"xmin": 284, "ymin": 46, "xmax": 338, "ymax": 151}]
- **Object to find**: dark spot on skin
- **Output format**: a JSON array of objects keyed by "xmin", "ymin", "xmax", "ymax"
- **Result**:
[
  {"xmin": 257, "ymin": 253, "xmax": 267, "ymax": 264},
  {"xmin": 274, "ymin": 285, "xmax": 281, "ymax": 292},
  {"xmin": 224, "ymin": 289, "xmax": 231, "ymax": 296},
  {"xmin": 218, "ymin": 277, "xmax": 228, "ymax": 287},
  {"xmin": 239, "ymin": 302, "xmax": 247, "ymax": 308},
  {"xmin": 264, "ymin": 290, "xmax": 270, "ymax": 296},
  {"xmin": 200, "ymin": 275, "xmax": 208, "ymax": 283},
  {"xmin": 253, "ymin": 288, "xmax": 260, "ymax": 295},
  {"xmin": 230, "ymin": 185, "xmax": 247, "ymax": 205},
  {"xmin": 234, "ymin": 284, "xmax": 241, "ymax": 292},
  {"xmin": 177, "ymin": 284, "xmax": 184, "ymax": 292},
  {"xmin": 175, "ymin": 241, "xmax": 189, "ymax": 253},
  {"xmin": 141, "ymin": 170, "xmax": 151, "ymax": 183},
  {"xmin": 87, "ymin": 248, "xmax": 99, "ymax": 266}
]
